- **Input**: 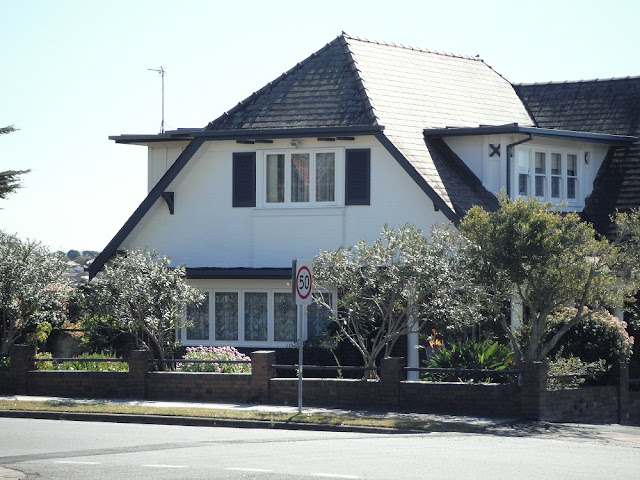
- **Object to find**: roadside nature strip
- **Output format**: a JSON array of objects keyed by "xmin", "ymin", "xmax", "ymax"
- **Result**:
[{"xmin": 0, "ymin": 399, "xmax": 484, "ymax": 433}]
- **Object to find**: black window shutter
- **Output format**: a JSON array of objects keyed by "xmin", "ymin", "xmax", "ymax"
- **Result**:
[
  {"xmin": 232, "ymin": 152, "xmax": 256, "ymax": 207},
  {"xmin": 345, "ymin": 149, "xmax": 370, "ymax": 205}
]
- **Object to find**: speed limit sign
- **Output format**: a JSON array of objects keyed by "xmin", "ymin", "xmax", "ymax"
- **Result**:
[{"xmin": 293, "ymin": 259, "xmax": 313, "ymax": 305}]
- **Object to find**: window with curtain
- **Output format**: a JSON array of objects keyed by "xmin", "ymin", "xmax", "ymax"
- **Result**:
[{"xmin": 186, "ymin": 292, "xmax": 209, "ymax": 340}]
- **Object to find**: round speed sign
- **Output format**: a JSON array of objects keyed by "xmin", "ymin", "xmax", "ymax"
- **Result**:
[{"xmin": 295, "ymin": 261, "xmax": 313, "ymax": 305}]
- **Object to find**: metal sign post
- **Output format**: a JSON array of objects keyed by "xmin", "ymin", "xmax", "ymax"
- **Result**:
[{"xmin": 293, "ymin": 259, "xmax": 313, "ymax": 414}]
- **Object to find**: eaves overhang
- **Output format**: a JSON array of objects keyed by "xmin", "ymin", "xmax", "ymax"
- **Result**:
[
  {"xmin": 186, "ymin": 267, "xmax": 292, "ymax": 280},
  {"xmin": 423, "ymin": 125, "xmax": 637, "ymax": 146},
  {"xmin": 110, "ymin": 125, "xmax": 385, "ymax": 145},
  {"xmin": 109, "ymin": 129, "xmax": 199, "ymax": 144},
  {"xmin": 190, "ymin": 125, "xmax": 385, "ymax": 140}
]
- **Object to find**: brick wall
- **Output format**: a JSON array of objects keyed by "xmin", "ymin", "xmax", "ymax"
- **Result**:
[
  {"xmin": 541, "ymin": 386, "xmax": 620, "ymax": 423},
  {"xmin": 1, "ymin": 346, "xmax": 638, "ymax": 425},
  {"xmin": 26, "ymin": 371, "xmax": 129, "ymax": 398},
  {"xmin": 145, "ymin": 372, "xmax": 252, "ymax": 402}
]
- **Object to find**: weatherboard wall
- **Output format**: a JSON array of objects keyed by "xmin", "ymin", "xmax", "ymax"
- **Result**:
[{"xmin": 121, "ymin": 137, "xmax": 449, "ymax": 269}]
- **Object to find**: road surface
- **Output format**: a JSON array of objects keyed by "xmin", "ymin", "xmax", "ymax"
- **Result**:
[{"xmin": 1, "ymin": 418, "xmax": 638, "ymax": 479}]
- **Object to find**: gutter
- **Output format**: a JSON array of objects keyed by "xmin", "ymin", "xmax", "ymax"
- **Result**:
[{"xmin": 506, "ymin": 134, "xmax": 534, "ymax": 197}]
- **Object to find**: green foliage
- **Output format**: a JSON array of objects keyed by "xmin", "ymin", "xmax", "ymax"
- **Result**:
[
  {"xmin": 459, "ymin": 195, "xmax": 638, "ymax": 366},
  {"xmin": 177, "ymin": 346, "xmax": 250, "ymax": 373},
  {"xmin": 35, "ymin": 351, "xmax": 128, "ymax": 372},
  {"xmin": 542, "ymin": 308, "xmax": 633, "ymax": 365},
  {"xmin": 424, "ymin": 339, "xmax": 514, "ymax": 382},
  {"xmin": 314, "ymin": 224, "xmax": 476, "ymax": 372},
  {"xmin": 66, "ymin": 250, "xmax": 81, "ymax": 261},
  {"xmin": 26, "ymin": 321, "xmax": 52, "ymax": 349},
  {"xmin": 546, "ymin": 356, "xmax": 607, "ymax": 390},
  {"xmin": 80, "ymin": 315, "xmax": 134, "ymax": 357},
  {"xmin": 0, "ymin": 231, "xmax": 72, "ymax": 354},
  {"xmin": 86, "ymin": 249, "xmax": 204, "ymax": 363}
]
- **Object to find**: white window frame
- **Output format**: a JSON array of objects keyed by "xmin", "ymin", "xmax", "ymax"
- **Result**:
[
  {"xmin": 258, "ymin": 148, "xmax": 344, "ymax": 208},
  {"xmin": 181, "ymin": 288, "xmax": 337, "ymax": 348},
  {"xmin": 513, "ymin": 146, "xmax": 584, "ymax": 206}
]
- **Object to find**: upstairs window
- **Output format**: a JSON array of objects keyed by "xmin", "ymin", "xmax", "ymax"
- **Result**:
[
  {"xmin": 515, "ymin": 148, "xmax": 581, "ymax": 204},
  {"xmin": 265, "ymin": 151, "xmax": 336, "ymax": 206}
]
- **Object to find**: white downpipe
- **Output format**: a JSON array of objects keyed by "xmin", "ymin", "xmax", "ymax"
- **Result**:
[{"xmin": 406, "ymin": 314, "xmax": 419, "ymax": 381}]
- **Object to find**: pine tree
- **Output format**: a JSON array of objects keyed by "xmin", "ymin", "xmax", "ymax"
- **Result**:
[{"xmin": 0, "ymin": 125, "xmax": 30, "ymax": 201}]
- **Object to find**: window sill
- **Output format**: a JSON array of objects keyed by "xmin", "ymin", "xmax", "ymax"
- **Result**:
[{"xmin": 252, "ymin": 206, "xmax": 345, "ymax": 217}]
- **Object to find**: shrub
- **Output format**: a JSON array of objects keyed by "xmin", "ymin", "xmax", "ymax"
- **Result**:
[
  {"xmin": 177, "ymin": 346, "xmax": 251, "ymax": 373},
  {"xmin": 424, "ymin": 339, "xmax": 513, "ymax": 383},
  {"xmin": 35, "ymin": 351, "xmax": 128, "ymax": 372},
  {"xmin": 547, "ymin": 356, "xmax": 607, "ymax": 390},
  {"xmin": 543, "ymin": 308, "xmax": 634, "ymax": 366}
]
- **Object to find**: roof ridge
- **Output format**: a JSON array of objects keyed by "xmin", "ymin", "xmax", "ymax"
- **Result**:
[
  {"xmin": 338, "ymin": 35, "xmax": 379, "ymax": 126},
  {"xmin": 205, "ymin": 36, "xmax": 345, "ymax": 130},
  {"xmin": 341, "ymin": 32, "xmax": 483, "ymax": 62},
  {"xmin": 515, "ymin": 75, "xmax": 640, "ymax": 86}
]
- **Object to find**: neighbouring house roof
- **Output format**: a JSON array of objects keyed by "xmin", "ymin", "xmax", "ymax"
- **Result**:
[{"xmin": 514, "ymin": 77, "xmax": 640, "ymax": 238}]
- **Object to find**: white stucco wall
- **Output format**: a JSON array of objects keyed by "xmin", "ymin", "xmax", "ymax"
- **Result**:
[{"xmin": 122, "ymin": 136, "xmax": 450, "ymax": 268}]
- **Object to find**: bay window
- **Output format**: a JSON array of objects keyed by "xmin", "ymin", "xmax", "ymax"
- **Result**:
[{"xmin": 183, "ymin": 289, "xmax": 334, "ymax": 346}]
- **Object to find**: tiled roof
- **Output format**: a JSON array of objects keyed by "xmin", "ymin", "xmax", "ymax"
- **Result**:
[
  {"xmin": 206, "ymin": 38, "xmax": 375, "ymax": 130},
  {"xmin": 515, "ymin": 78, "xmax": 640, "ymax": 237},
  {"xmin": 207, "ymin": 33, "xmax": 533, "ymax": 218}
]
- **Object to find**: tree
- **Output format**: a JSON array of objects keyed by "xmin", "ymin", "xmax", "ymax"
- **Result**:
[
  {"xmin": 459, "ymin": 195, "xmax": 640, "ymax": 368},
  {"xmin": 313, "ymin": 224, "xmax": 475, "ymax": 375},
  {"xmin": 0, "ymin": 125, "xmax": 30, "ymax": 201},
  {"xmin": 0, "ymin": 231, "xmax": 72, "ymax": 354},
  {"xmin": 86, "ymin": 249, "xmax": 204, "ymax": 365}
]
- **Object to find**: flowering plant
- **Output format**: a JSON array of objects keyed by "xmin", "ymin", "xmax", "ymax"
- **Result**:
[{"xmin": 177, "ymin": 346, "xmax": 251, "ymax": 373}]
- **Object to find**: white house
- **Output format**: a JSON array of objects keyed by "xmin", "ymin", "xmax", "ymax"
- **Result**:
[{"xmin": 90, "ymin": 34, "xmax": 639, "ymax": 353}]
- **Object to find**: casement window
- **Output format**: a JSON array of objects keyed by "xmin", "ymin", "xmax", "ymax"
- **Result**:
[
  {"xmin": 264, "ymin": 150, "xmax": 337, "ymax": 206},
  {"xmin": 233, "ymin": 147, "xmax": 370, "ymax": 208},
  {"xmin": 515, "ymin": 148, "xmax": 581, "ymax": 203},
  {"xmin": 183, "ymin": 289, "xmax": 334, "ymax": 346}
]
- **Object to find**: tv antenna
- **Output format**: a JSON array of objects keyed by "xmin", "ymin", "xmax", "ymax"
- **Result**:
[{"xmin": 148, "ymin": 66, "xmax": 166, "ymax": 133}]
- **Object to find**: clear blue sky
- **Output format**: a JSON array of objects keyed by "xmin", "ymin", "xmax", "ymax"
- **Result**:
[{"xmin": 1, "ymin": 0, "xmax": 638, "ymax": 253}]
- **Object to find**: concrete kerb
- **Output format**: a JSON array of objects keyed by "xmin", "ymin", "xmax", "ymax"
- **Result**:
[{"xmin": 0, "ymin": 395, "xmax": 510, "ymax": 434}]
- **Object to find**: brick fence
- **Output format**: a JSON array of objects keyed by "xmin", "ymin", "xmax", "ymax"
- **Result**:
[{"xmin": 0, "ymin": 345, "xmax": 637, "ymax": 424}]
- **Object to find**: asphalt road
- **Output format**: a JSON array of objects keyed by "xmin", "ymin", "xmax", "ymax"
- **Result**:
[{"xmin": 1, "ymin": 418, "xmax": 638, "ymax": 479}]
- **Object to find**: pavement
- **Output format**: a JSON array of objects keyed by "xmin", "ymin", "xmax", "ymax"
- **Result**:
[{"xmin": 1, "ymin": 394, "xmax": 639, "ymax": 447}]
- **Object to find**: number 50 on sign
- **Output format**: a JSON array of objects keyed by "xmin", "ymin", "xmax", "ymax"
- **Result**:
[{"xmin": 293, "ymin": 259, "xmax": 313, "ymax": 306}]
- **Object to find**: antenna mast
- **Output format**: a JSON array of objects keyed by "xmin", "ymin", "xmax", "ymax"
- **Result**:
[{"xmin": 148, "ymin": 66, "xmax": 166, "ymax": 133}]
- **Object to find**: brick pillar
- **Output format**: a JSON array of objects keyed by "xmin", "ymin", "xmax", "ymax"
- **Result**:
[
  {"xmin": 128, "ymin": 350, "xmax": 152, "ymax": 399},
  {"xmin": 380, "ymin": 357, "xmax": 405, "ymax": 409},
  {"xmin": 251, "ymin": 350, "xmax": 276, "ymax": 403},
  {"xmin": 520, "ymin": 361, "xmax": 548, "ymax": 420},
  {"xmin": 618, "ymin": 363, "xmax": 630, "ymax": 424},
  {"xmin": 9, "ymin": 344, "xmax": 36, "ymax": 395}
]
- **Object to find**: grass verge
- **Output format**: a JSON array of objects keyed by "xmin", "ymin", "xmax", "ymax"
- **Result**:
[{"xmin": 0, "ymin": 399, "xmax": 483, "ymax": 433}]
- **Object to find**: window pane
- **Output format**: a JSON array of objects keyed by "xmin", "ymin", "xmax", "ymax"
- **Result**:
[
  {"xmin": 516, "ymin": 150, "xmax": 529, "ymax": 196},
  {"xmin": 567, "ymin": 154, "xmax": 577, "ymax": 176},
  {"xmin": 291, "ymin": 153, "xmax": 310, "ymax": 202},
  {"xmin": 308, "ymin": 293, "xmax": 332, "ymax": 338},
  {"xmin": 551, "ymin": 153, "xmax": 561, "ymax": 175},
  {"xmin": 244, "ymin": 292, "xmax": 267, "ymax": 341},
  {"xmin": 316, "ymin": 152, "xmax": 335, "ymax": 202},
  {"xmin": 274, "ymin": 293, "xmax": 296, "ymax": 342},
  {"xmin": 535, "ymin": 176, "xmax": 545, "ymax": 197},
  {"xmin": 518, "ymin": 174, "xmax": 528, "ymax": 196},
  {"xmin": 215, "ymin": 292, "xmax": 238, "ymax": 341},
  {"xmin": 266, "ymin": 154, "xmax": 284, "ymax": 203},
  {"xmin": 535, "ymin": 152, "xmax": 545, "ymax": 174},
  {"xmin": 186, "ymin": 292, "xmax": 209, "ymax": 340},
  {"xmin": 551, "ymin": 176, "xmax": 560, "ymax": 198},
  {"xmin": 567, "ymin": 178, "xmax": 577, "ymax": 199}
]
